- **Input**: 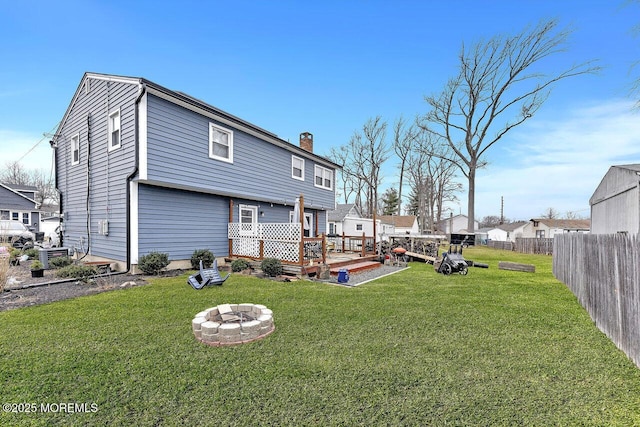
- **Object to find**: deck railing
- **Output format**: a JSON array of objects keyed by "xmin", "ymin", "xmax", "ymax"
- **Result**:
[{"xmin": 228, "ymin": 223, "xmax": 329, "ymax": 265}]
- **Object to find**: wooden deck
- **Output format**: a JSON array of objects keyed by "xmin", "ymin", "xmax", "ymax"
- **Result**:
[{"xmin": 257, "ymin": 253, "xmax": 382, "ymax": 277}]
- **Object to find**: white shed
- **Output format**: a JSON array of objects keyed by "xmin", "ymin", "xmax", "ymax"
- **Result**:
[{"xmin": 590, "ymin": 164, "xmax": 640, "ymax": 234}]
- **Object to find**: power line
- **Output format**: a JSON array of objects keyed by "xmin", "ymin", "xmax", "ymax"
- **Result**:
[{"xmin": 13, "ymin": 122, "xmax": 60, "ymax": 165}]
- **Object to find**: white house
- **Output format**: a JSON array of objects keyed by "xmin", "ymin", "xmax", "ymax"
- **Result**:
[
  {"xmin": 438, "ymin": 214, "xmax": 479, "ymax": 234},
  {"xmin": 521, "ymin": 218, "xmax": 590, "ymax": 239},
  {"xmin": 327, "ymin": 204, "xmax": 380, "ymax": 237},
  {"xmin": 378, "ymin": 215, "xmax": 419, "ymax": 236}
]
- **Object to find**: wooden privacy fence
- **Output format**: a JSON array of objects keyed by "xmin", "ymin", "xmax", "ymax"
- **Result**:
[
  {"xmin": 515, "ymin": 237, "xmax": 554, "ymax": 255},
  {"xmin": 553, "ymin": 233, "xmax": 640, "ymax": 368}
]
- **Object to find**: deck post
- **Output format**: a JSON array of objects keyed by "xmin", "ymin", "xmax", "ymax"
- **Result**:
[
  {"xmin": 228, "ymin": 199, "xmax": 234, "ymax": 257},
  {"xmin": 299, "ymin": 194, "xmax": 305, "ymax": 266},
  {"xmin": 341, "ymin": 231, "xmax": 346, "ymax": 253},
  {"xmin": 361, "ymin": 232, "xmax": 366, "ymax": 257},
  {"xmin": 321, "ymin": 232, "xmax": 327, "ymax": 264}
]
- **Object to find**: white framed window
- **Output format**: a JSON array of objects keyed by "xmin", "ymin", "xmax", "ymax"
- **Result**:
[
  {"xmin": 108, "ymin": 109, "xmax": 121, "ymax": 151},
  {"xmin": 209, "ymin": 123, "xmax": 233, "ymax": 163},
  {"xmin": 356, "ymin": 224, "xmax": 363, "ymax": 231},
  {"xmin": 314, "ymin": 165, "xmax": 333, "ymax": 190},
  {"xmin": 239, "ymin": 204, "xmax": 257, "ymax": 236},
  {"xmin": 291, "ymin": 155, "xmax": 305, "ymax": 180},
  {"xmin": 71, "ymin": 133, "xmax": 80, "ymax": 165}
]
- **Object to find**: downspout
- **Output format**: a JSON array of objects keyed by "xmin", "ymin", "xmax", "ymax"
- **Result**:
[{"xmin": 122, "ymin": 82, "xmax": 146, "ymax": 273}]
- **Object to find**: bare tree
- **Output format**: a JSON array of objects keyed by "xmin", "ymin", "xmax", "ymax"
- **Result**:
[
  {"xmin": 360, "ymin": 116, "xmax": 390, "ymax": 216},
  {"xmin": 1, "ymin": 161, "xmax": 30, "ymax": 186},
  {"xmin": 406, "ymin": 129, "xmax": 461, "ymax": 232},
  {"xmin": 392, "ymin": 116, "xmax": 418, "ymax": 215},
  {"xmin": 422, "ymin": 19, "xmax": 599, "ymax": 232},
  {"xmin": 540, "ymin": 207, "xmax": 560, "ymax": 219}
]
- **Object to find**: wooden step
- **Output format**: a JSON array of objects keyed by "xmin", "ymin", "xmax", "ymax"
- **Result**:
[{"xmin": 330, "ymin": 261, "xmax": 381, "ymax": 275}]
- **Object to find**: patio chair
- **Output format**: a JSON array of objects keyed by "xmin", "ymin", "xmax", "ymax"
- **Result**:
[{"xmin": 187, "ymin": 259, "xmax": 230, "ymax": 290}]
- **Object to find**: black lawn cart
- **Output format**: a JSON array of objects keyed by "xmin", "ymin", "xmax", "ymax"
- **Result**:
[{"xmin": 435, "ymin": 245, "xmax": 468, "ymax": 275}]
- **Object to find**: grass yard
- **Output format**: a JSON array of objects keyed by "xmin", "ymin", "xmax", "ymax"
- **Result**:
[{"xmin": 2, "ymin": 247, "xmax": 640, "ymax": 426}]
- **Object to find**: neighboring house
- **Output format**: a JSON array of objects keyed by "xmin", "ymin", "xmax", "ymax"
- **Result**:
[
  {"xmin": 327, "ymin": 204, "xmax": 381, "ymax": 237},
  {"xmin": 53, "ymin": 72, "xmax": 339, "ymax": 270},
  {"xmin": 590, "ymin": 164, "xmax": 640, "ymax": 234},
  {"xmin": 437, "ymin": 214, "xmax": 479, "ymax": 234},
  {"xmin": 0, "ymin": 183, "xmax": 41, "ymax": 231},
  {"xmin": 378, "ymin": 215, "xmax": 419, "ymax": 235},
  {"xmin": 493, "ymin": 221, "xmax": 528, "ymax": 242},
  {"xmin": 522, "ymin": 218, "xmax": 591, "ymax": 239}
]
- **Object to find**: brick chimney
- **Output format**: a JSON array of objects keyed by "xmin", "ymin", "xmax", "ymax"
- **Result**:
[{"xmin": 300, "ymin": 132, "xmax": 313, "ymax": 153}]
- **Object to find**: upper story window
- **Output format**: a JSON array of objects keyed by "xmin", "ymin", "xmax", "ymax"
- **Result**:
[
  {"xmin": 314, "ymin": 165, "xmax": 333, "ymax": 190},
  {"xmin": 71, "ymin": 133, "xmax": 80, "ymax": 165},
  {"xmin": 292, "ymin": 155, "xmax": 305, "ymax": 180},
  {"xmin": 108, "ymin": 109, "xmax": 121, "ymax": 151},
  {"xmin": 209, "ymin": 123, "xmax": 233, "ymax": 163}
]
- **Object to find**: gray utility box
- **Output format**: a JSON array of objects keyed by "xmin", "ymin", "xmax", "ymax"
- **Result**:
[{"xmin": 39, "ymin": 247, "xmax": 71, "ymax": 269}]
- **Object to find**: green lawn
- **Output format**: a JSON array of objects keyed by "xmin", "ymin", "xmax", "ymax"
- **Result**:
[{"xmin": 2, "ymin": 247, "xmax": 640, "ymax": 426}]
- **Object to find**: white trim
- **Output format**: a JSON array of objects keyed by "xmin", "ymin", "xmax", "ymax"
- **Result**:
[
  {"xmin": 209, "ymin": 122, "xmax": 233, "ymax": 163},
  {"xmin": 291, "ymin": 155, "xmax": 305, "ymax": 181},
  {"xmin": 71, "ymin": 133, "xmax": 80, "ymax": 165},
  {"xmin": 314, "ymin": 165, "xmax": 333, "ymax": 190},
  {"xmin": 138, "ymin": 93, "xmax": 148, "ymax": 180},
  {"xmin": 130, "ymin": 181, "xmax": 139, "ymax": 264},
  {"xmin": 108, "ymin": 108, "xmax": 121, "ymax": 152}
]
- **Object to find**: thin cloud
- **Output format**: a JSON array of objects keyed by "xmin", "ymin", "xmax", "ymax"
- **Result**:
[{"xmin": 471, "ymin": 99, "xmax": 640, "ymax": 220}]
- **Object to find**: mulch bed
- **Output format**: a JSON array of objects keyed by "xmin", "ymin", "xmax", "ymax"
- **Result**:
[{"xmin": 0, "ymin": 259, "xmax": 158, "ymax": 312}]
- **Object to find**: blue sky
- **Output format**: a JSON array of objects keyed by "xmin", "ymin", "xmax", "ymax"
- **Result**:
[{"xmin": 1, "ymin": 0, "xmax": 639, "ymax": 221}]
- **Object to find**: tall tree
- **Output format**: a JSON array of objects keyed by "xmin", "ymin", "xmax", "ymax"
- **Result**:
[
  {"xmin": 361, "ymin": 116, "xmax": 390, "ymax": 217},
  {"xmin": 392, "ymin": 116, "xmax": 417, "ymax": 215},
  {"xmin": 422, "ymin": 19, "xmax": 599, "ymax": 232},
  {"xmin": 381, "ymin": 188, "xmax": 399, "ymax": 215},
  {"xmin": 0, "ymin": 161, "xmax": 58, "ymax": 206}
]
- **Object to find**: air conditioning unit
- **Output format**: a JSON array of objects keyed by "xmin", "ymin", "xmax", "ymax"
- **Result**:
[{"xmin": 39, "ymin": 247, "xmax": 71, "ymax": 269}]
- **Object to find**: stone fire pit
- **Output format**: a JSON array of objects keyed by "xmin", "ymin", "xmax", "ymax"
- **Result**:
[{"xmin": 192, "ymin": 303, "xmax": 274, "ymax": 346}]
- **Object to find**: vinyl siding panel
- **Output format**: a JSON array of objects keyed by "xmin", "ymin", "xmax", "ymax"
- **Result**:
[
  {"xmin": 138, "ymin": 184, "xmax": 229, "ymax": 259},
  {"xmin": 0, "ymin": 187, "xmax": 36, "ymax": 210},
  {"xmin": 55, "ymin": 77, "xmax": 139, "ymax": 260},
  {"xmin": 590, "ymin": 166, "xmax": 640, "ymax": 234},
  {"xmin": 145, "ymin": 95, "xmax": 335, "ymax": 209}
]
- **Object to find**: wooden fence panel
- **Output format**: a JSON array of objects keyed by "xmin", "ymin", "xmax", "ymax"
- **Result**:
[
  {"xmin": 516, "ymin": 238, "xmax": 554, "ymax": 255},
  {"xmin": 553, "ymin": 233, "xmax": 640, "ymax": 368}
]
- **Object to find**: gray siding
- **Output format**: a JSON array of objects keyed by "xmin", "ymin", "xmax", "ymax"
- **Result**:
[
  {"xmin": 0, "ymin": 187, "xmax": 36, "ymax": 210},
  {"xmin": 138, "ymin": 184, "xmax": 229, "ymax": 259},
  {"xmin": 145, "ymin": 94, "xmax": 335, "ymax": 209},
  {"xmin": 590, "ymin": 166, "xmax": 640, "ymax": 234},
  {"xmin": 56, "ymin": 77, "xmax": 139, "ymax": 260}
]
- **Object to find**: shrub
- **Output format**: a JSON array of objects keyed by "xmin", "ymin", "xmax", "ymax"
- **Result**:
[
  {"xmin": 260, "ymin": 258, "xmax": 283, "ymax": 277},
  {"xmin": 24, "ymin": 248, "xmax": 39, "ymax": 259},
  {"xmin": 190, "ymin": 249, "xmax": 215, "ymax": 270},
  {"xmin": 138, "ymin": 251, "xmax": 169, "ymax": 275},
  {"xmin": 231, "ymin": 258, "xmax": 250, "ymax": 272},
  {"xmin": 30, "ymin": 260, "xmax": 44, "ymax": 271},
  {"xmin": 56, "ymin": 264, "xmax": 97, "ymax": 283},
  {"xmin": 49, "ymin": 256, "xmax": 73, "ymax": 269}
]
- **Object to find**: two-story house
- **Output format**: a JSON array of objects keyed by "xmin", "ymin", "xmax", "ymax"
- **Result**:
[{"xmin": 53, "ymin": 72, "xmax": 339, "ymax": 271}]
